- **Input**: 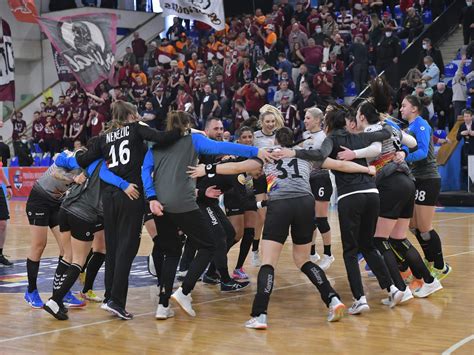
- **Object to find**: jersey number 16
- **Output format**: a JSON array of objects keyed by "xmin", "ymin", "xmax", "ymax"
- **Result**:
[{"xmin": 108, "ymin": 140, "xmax": 130, "ymax": 168}]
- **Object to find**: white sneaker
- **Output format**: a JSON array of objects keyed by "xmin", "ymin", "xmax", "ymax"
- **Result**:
[
  {"xmin": 318, "ymin": 254, "xmax": 335, "ymax": 271},
  {"xmin": 348, "ymin": 296, "xmax": 370, "ymax": 315},
  {"xmin": 327, "ymin": 297, "xmax": 346, "ymax": 322},
  {"xmin": 413, "ymin": 278, "xmax": 443, "ymax": 298},
  {"xmin": 171, "ymin": 287, "xmax": 196, "ymax": 317},
  {"xmin": 100, "ymin": 302, "xmax": 109, "ymax": 311},
  {"xmin": 382, "ymin": 287, "xmax": 414, "ymax": 306},
  {"xmin": 245, "ymin": 314, "xmax": 267, "ymax": 329},
  {"xmin": 251, "ymin": 251, "xmax": 261, "ymax": 267},
  {"xmin": 155, "ymin": 304, "xmax": 175, "ymax": 320},
  {"xmin": 381, "ymin": 286, "xmax": 404, "ymax": 308},
  {"xmin": 310, "ymin": 252, "xmax": 321, "ymax": 263}
]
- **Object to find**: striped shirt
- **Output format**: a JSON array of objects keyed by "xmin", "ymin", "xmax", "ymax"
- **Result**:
[
  {"xmin": 254, "ymin": 130, "xmax": 275, "ymax": 149},
  {"xmin": 33, "ymin": 163, "xmax": 81, "ymax": 202}
]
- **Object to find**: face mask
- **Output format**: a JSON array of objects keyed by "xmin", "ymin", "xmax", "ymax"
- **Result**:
[
  {"xmin": 321, "ymin": 67, "xmax": 327, "ymax": 72},
  {"xmin": 21, "ymin": 139, "xmax": 27, "ymax": 144},
  {"xmin": 422, "ymin": 44, "xmax": 427, "ymax": 50},
  {"xmin": 385, "ymin": 32, "xmax": 392, "ymax": 37},
  {"xmin": 316, "ymin": 27, "xmax": 322, "ymax": 33}
]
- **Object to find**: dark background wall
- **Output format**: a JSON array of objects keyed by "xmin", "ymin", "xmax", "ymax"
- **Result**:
[{"xmin": 224, "ymin": 0, "xmax": 273, "ymax": 17}]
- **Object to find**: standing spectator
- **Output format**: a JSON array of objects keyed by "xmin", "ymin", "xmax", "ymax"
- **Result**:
[
  {"xmin": 139, "ymin": 101, "xmax": 158, "ymax": 128},
  {"xmin": 351, "ymin": 16, "xmax": 369, "ymax": 42},
  {"xmin": 457, "ymin": 109, "xmax": 474, "ymax": 170},
  {"xmin": 68, "ymin": 110, "xmax": 86, "ymax": 147},
  {"xmin": 129, "ymin": 75, "xmax": 148, "ymax": 108},
  {"xmin": 294, "ymin": 1, "xmax": 309, "ymax": 26},
  {"xmin": 277, "ymin": 95, "xmax": 299, "ymax": 137},
  {"xmin": 236, "ymin": 80, "xmax": 266, "ymax": 117},
  {"xmin": 208, "ymin": 57, "xmax": 224, "ymax": 86},
  {"xmin": 327, "ymin": 52, "xmax": 345, "ymax": 100},
  {"xmin": 130, "ymin": 64, "xmax": 148, "ymax": 85},
  {"xmin": 421, "ymin": 56, "xmax": 440, "ymax": 88},
  {"xmin": 461, "ymin": 0, "xmax": 474, "ymax": 45},
  {"xmin": 43, "ymin": 117, "xmax": 57, "ymax": 155},
  {"xmin": 349, "ymin": 36, "xmax": 369, "ymax": 94},
  {"xmin": 15, "ymin": 135, "xmax": 33, "ymax": 167},
  {"xmin": 452, "ymin": 56, "xmax": 474, "ymax": 123},
  {"xmin": 175, "ymin": 85, "xmax": 194, "ymax": 112},
  {"xmin": 56, "ymin": 95, "xmax": 72, "ymax": 124},
  {"xmin": 199, "ymin": 84, "xmax": 220, "ymax": 124},
  {"xmin": 398, "ymin": 7, "xmax": 424, "ymax": 43},
  {"xmin": 233, "ymin": 99, "xmax": 250, "ymax": 130},
  {"xmin": 313, "ymin": 24, "xmax": 328, "ymax": 45},
  {"xmin": 122, "ymin": 46, "xmax": 137, "ymax": 67},
  {"xmin": 289, "ymin": 43, "xmax": 305, "ymax": 82},
  {"xmin": 157, "ymin": 38, "xmax": 176, "ymax": 66},
  {"xmin": 417, "ymin": 38, "xmax": 445, "ymax": 76},
  {"xmin": 288, "ymin": 23, "xmax": 309, "ymax": 52},
  {"xmin": 276, "ymin": 52, "xmax": 293, "ymax": 79},
  {"xmin": 150, "ymin": 87, "xmax": 169, "ymax": 130},
  {"xmin": 433, "ymin": 82, "xmax": 453, "ymax": 130},
  {"xmin": 0, "ymin": 136, "xmax": 10, "ymax": 167},
  {"xmin": 44, "ymin": 97, "xmax": 57, "ymax": 117},
  {"xmin": 11, "ymin": 112, "xmax": 27, "ymax": 155},
  {"xmin": 131, "ymin": 32, "xmax": 147, "ymax": 68},
  {"xmin": 255, "ymin": 56, "xmax": 274, "ymax": 91},
  {"xmin": 65, "ymin": 80, "xmax": 82, "ymax": 103},
  {"xmin": 53, "ymin": 112, "xmax": 66, "ymax": 150},
  {"xmin": 313, "ymin": 62, "xmax": 334, "ymax": 106},
  {"xmin": 144, "ymin": 41, "xmax": 158, "ymax": 77},
  {"xmin": 336, "ymin": 7, "xmax": 353, "ymax": 41},
  {"xmin": 31, "ymin": 111, "xmax": 46, "ymax": 152},
  {"xmin": 166, "ymin": 17, "xmax": 186, "ymax": 42},
  {"xmin": 273, "ymin": 80, "xmax": 295, "ymax": 105},
  {"xmin": 376, "ymin": 28, "xmax": 402, "ymax": 89},
  {"xmin": 86, "ymin": 106, "xmax": 106, "ymax": 138},
  {"xmin": 296, "ymin": 82, "xmax": 318, "ymax": 123},
  {"xmin": 295, "ymin": 64, "xmax": 313, "ymax": 97},
  {"xmin": 76, "ymin": 94, "xmax": 89, "ymax": 122},
  {"xmin": 307, "ymin": 7, "xmax": 322, "ymax": 35},
  {"xmin": 260, "ymin": 24, "xmax": 278, "ymax": 65},
  {"xmin": 297, "ymin": 38, "xmax": 324, "ymax": 74},
  {"xmin": 323, "ymin": 14, "xmax": 338, "ymax": 37}
]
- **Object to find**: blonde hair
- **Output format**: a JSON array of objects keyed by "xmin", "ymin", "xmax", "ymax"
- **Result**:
[
  {"xmin": 306, "ymin": 107, "xmax": 324, "ymax": 122},
  {"xmin": 258, "ymin": 104, "xmax": 284, "ymax": 130}
]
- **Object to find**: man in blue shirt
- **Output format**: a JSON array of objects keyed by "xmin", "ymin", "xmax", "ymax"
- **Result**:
[{"xmin": 421, "ymin": 56, "xmax": 440, "ymax": 88}]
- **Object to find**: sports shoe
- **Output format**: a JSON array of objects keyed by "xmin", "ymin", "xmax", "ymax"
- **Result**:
[
  {"xmin": 155, "ymin": 304, "xmax": 175, "ymax": 320},
  {"xmin": 424, "ymin": 259, "xmax": 434, "ymax": 272},
  {"xmin": 221, "ymin": 280, "xmax": 250, "ymax": 292},
  {"xmin": 63, "ymin": 291, "xmax": 86, "ymax": 308},
  {"xmin": 408, "ymin": 278, "xmax": 424, "ymax": 292},
  {"xmin": 400, "ymin": 269, "xmax": 414, "ymax": 285},
  {"xmin": 232, "ymin": 268, "xmax": 249, "ymax": 280},
  {"xmin": 431, "ymin": 263, "xmax": 452, "ymax": 281},
  {"xmin": 327, "ymin": 297, "xmax": 346, "ymax": 322},
  {"xmin": 24, "ymin": 289, "xmax": 44, "ymax": 309},
  {"xmin": 171, "ymin": 287, "xmax": 196, "ymax": 317},
  {"xmin": 381, "ymin": 287, "xmax": 404, "ymax": 308},
  {"xmin": 0, "ymin": 254, "xmax": 13, "ymax": 266},
  {"xmin": 310, "ymin": 252, "xmax": 321, "ymax": 263},
  {"xmin": 364, "ymin": 263, "xmax": 375, "ymax": 278},
  {"xmin": 357, "ymin": 253, "xmax": 365, "ymax": 264},
  {"xmin": 245, "ymin": 314, "xmax": 267, "ymax": 329},
  {"xmin": 318, "ymin": 254, "xmax": 335, "ymax": 271},
  {"xmin": 105, "ymin": 300, "xmax": 133, "ymax": 320},
  {"xmin": 251, "ymin": 251, "xmax": 261, "ymax": 267},
  {"xmin": 202, "ymin": 273, "xmax": 220, "ymax": 285},
  {"xmin": 413, "ymin": 278, "xmax": 443, "ymax": 298},
  {"xmin": 80, "ymin": 290, "xmax": 103, "ymax": 303},
  {"xmin": 348, "ymin": 296, "xmax": 370, "ymax": 315},
  {"xmin": 43, "ymin": 299, "xmax": 68, "ymax": 320},
  {"xmin": 147, "ymin": 254, "xmax": 157, "ymax": 277},
  {"xmin": 100, "ymin": 301, "xmax": 109, "ymax": 311}
]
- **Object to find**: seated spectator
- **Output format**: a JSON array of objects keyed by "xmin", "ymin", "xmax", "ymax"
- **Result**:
[
  {"xmin": 433, "ymin": 82, "xmax": 453, "ymax": 130},
  {"xmin": 255, "ymin": 56, "xmax": 274, "ymax": 90},
  {"xmin": 336, "ymin": 7, "xmax": 353, "ymax": 41},
  {"xmin": 122, "ymin": 46, "xmax": 136, "ymax": 67},
  {"xmin": 130, "ymin": 64, "xmax": 147, "ymax": 85},
  {"xmin": 15, "ymin": 135, "xmax": 33, "ymax": 167},
  {"xmin": 274, "ymin": 80, "xmax": 294, "ymax": 106},
  {"xmin": 421, "ymin": 56, "xmax": 440, "ymax": 88},
  {"xmin": 398, "ymin": 7, "xmax": 424, "ymax": 43},
  {"xmin": 417, "ymin": 38, "xmax": 445, "ymax": 76},
  {"xmin": 351, "ymin": 16, "xmax": 369, "ymax": 42},
  {"xmin": 381, "ymin": 11, "xmax": 398, "ymax": 31},
  {"xmin": 129, "ymin": 75, "xmax": 148, "ymax": 108},
  {"xmin": 457, "ymin": 109, "xmax": 474, "ymax": 169}
]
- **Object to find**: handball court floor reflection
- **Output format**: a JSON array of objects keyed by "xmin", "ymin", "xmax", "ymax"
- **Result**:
[{"xmin": 0, "ymin": 201, "xmax": 473, "ymax": 354}]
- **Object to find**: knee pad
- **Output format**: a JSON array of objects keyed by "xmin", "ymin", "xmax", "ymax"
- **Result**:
[
  {"xmin": 374, "ymin": 237, "xmax": 391, "ymax": 253},
  {"xmin": 316, "ymin": 217, "xmax": 330, "ymax": 234},
  {"xmin": 420, "ymin": 231, "xmax": 431, "ymax": 241}
]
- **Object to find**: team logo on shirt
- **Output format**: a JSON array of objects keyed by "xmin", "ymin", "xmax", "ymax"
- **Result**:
[{"xmin": 0, "ymin": 256, "xmax": 156, "ymax": 294}]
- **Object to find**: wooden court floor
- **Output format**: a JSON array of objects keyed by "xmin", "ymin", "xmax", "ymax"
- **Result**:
[{"xmin": 0, "ymin": 201, "xmax": 473, "ymax": 354}]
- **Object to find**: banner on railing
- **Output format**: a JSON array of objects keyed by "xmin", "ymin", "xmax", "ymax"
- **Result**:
[
  {"xmin": 2, "ymin": 167, "xmax": 48, "ymax": 198},
  {"xmin": 0, "ymin": 19, "xmax": 15, "ymax": 102}
]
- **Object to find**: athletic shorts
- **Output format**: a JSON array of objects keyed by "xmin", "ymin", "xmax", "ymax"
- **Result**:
[
  {"xmin": 0, "ymin": 188, "xmax": 9, "ymax": 220},
  {"xmin": 414, "ymin": 177, "xmax": 441, "ymax": 206},
  {"xmin": 263, "ymin": 195, "xmax": 315, "ymax": 245},
  {"xmin": 377, "ymin": 172, "xmax": 415, "ymax": 219},
  {"xmin": 310, "ymin": 170, "xmax": 333, "ymax": 202},
  {"xmin": 59, "ymin": 209, "xmax": 103, "ymax": 242},
  {"xmin": 143, "ymin": 201, "xmax": 154, "ymax": 222},
  {"xmin": 26, "ymin": 188, "xmax": 60, "ymax": 228},
  {"xmin": 253, "ymin": 174, "xmax": 267, "ymax": 195},
  {"xmin": 224, "ymin": 193, "xmax": 257, "ymax": 216}
]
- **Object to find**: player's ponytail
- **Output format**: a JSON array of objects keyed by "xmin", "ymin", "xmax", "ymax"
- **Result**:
[{"xmin": 166, "ymin": 110, "xmax": 191, "ymax": 134}]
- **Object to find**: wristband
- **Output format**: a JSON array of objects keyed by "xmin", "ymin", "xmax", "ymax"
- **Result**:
[
  {"xmin": 256, "ymin": 200, "xmax": 268, "ymax": 209},
  {"xmin": 205, "ymin": 164, "xmax": 217, "ymax": 177}
]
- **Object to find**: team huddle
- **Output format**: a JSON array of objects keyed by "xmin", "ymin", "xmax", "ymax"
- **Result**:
[{"xmin": 20, "ymin": 78, "xmax": 450, "ymax": 329}]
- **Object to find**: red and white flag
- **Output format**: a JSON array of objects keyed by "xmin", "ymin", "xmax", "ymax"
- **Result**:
[
  {"xmin": 0, "ymin": 19, "xmax": 15, "ymax": 102},
  {"xmin": 7, "ymin": 0, "xmax": 39, "ymax": 24}
]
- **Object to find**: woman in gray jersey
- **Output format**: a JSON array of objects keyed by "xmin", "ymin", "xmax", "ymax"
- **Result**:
[
  {"xmin": 251, "ymin": 106, "xmax": 284, "ymax": 267},
  {"xmin": 303, "ymin": 107, "xmax": 335, "ymax": 270},
  {"xmin": 188, "ymin": 127, "xmax": 376, "ymax": 330},
  {"xmin": 24, "ymin": 152, "xmax": 85, "ymax": 309}
]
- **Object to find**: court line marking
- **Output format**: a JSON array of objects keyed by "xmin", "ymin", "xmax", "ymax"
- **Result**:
[
  {"xmin": 2, "ymin": 249, "xmax": 474, "ymax": 344},
  {"xmin": 442, "ymin": 334, "xmax": 474, "ymax": 355}
]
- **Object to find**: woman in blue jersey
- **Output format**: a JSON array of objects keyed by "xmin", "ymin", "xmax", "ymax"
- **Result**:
[
  {"xmin": 393, "ymin": 95, "xmax": 451, "ymax": 283},
  {"xmin": 142, "ymin": 110, "xmax": 274, "ymax": 320}
]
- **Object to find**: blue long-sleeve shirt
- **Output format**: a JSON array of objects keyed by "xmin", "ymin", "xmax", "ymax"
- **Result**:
[
  {"xmin": 55, "ymin": 153, "xmax": 130, "ymax": 190},
  {"xmin": 142, "ymin": 133, "xmax": 259, "ymax": 213}
]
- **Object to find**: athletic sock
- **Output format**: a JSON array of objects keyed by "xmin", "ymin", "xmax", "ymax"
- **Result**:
[
  {"xmin": 27, "ymin": 258, "xmax": 40, "ymax": 293},
  {"xmin": 83, "ymin": 249, "xmax": 93, "ymax": 270},
  {"xmin": 427, "ymin": 230, "xmax": 445, "ymax": 270},
  {"xmin": 324, "ymin": 245, "xmax": 331, "ymax": 256},
  {"xmin": 301, "ymin": 261, "xmax": 338, "ymax": 307},
  {"xmin": 151, "ymin": 236, "xmax": 164, "ymax": 280},
  {"xmin": 236, "ymin": 228, "xmax": 254, "ymax": 269},
  {"xmin": 374, "ymin": 237, "xmax": 406, "ymax": 291},
  {"xmin": 252, "ymin": 238, "xmax": 260, "ymax": 252},
  {"xmin": 51, "ymin": 263, "xmax": 82, "ymax": 304},
  {"xmin": 82, "ymin": 252, "xmax": 105, "ymax": 293},
  {"xmin": 310, "ymin": 244, "xmax": 316, "ymax": 255},
  {"xmin": 413, "ymin": 228, "xmax": 433, "ymax": 262},
  {"xmin": 389, "ymin": 238, "xmax": 433, "ymax": 282},
  {"xmin": 251, "ymin": 264, "xmax": 274, "ymax": 317},
  {"xmin": 53, "ymin": 257, "xmax": 70, "ymax": 296},
  {"xmin": 159, "ymin": 255, "xmax": 180, "ymax": 307}
]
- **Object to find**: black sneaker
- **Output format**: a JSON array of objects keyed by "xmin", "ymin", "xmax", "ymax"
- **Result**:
[
  {"xmin": 221, "ymin": 280, "xmax": 250, "ymax": 292},
  {"xmin": 106, "ymin": 300, "xmax": 133, "ymax": 320},
  {"xmin": 43, "ymin": 299, "xmax": 68, "ymax": 320},
  {"xmin": 202, "ymin": 273, "xmax": 220, "ymax": 285},
  {"xmin": 0, "ymin": 254, "xmax": 13, "ymax": 266}
]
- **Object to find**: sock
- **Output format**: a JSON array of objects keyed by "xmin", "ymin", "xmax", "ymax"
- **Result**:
[
  {"xmin": 236, "ymin": 228, "xmax": 254, "ymax": 269},
  {"xmin": 206, "ymin": 262, "xmax": 218, "ymax": 277},
  {"xmin": 53, "ymin": 257, "xmax": 70, "ymax": 296},
  {"xmin": 159, "ymin": 255, "xmax": 180, "ymax": 308},
  {"xmin": 82, "ymin": 252, "xmax": 105, "ymax": 293},
  {"xmin": 374, "ymin": 237, "xmax": 406, "ymax": 291},
  {"xmin": 251, "ymin": 264, "xmax": 274, "ymax": 317},
  {"xmin": 51, "ymin": 263, "xmax": 82, "ymax": 304},
  {"xmin": 152, "ymin": 236, "xmax": 164, "ymax": 282},
  {"xmin": 218, "ymin": 267, "xmax": 232, "ymax": 283},
  {"xmin": 310, "ymin": 244, "xmax": 316, "ymax": 255},
  {"xmin": 413, "ymin": 228, "xmax": 433, "ymax": 262},
  {"xmin": 83, "ymin": 249, "xmax": 93, "ymax": 270},
  {"xmin": 252, "ymin": 238, "xmax": 260, "ymax": 252},
  {"xmin": 27, "ymin": 258, "xmax": 40, "ymax": 293},
  {"xmin": 324, "ymin": 245, "xmax": 331, "ymax": 256},
  {"xmin": 389, "ymin": 238, "xmax": 434, "ymax": 283},
  {"xmin": 301, "ymin": 261, "xmax": 338, "ymax": 307},
  {"xmin": 428, "ymin": 230, "xmax": 445, "ymax": 270}
]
